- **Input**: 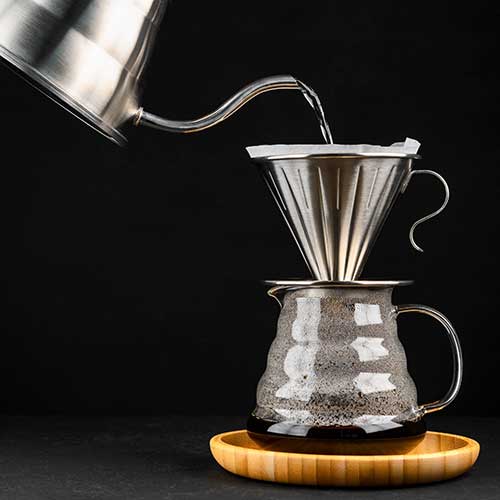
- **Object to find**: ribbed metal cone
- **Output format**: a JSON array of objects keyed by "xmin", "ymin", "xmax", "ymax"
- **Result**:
[{"xmin": 252, "ymin": 153, "xmax": 416, "ymax": 281}]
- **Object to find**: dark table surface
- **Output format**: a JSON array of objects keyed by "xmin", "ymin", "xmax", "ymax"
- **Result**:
[{"xmin": 0, "ymin": 415, "xmax": 497, "ymax": 500}]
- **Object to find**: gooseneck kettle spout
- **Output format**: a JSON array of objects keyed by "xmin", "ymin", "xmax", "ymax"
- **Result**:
[{"xmin": 136, "ymin": 75, "xmax": 300, "ymax": 133}]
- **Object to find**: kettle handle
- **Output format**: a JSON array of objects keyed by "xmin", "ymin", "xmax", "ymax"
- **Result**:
[
  {"xmin": 136, "ymin": 75, "xmax": 299, "ymax": 133},
  {"xmin": 395, "ymin": 304, "xmax": 463, "ymax": 415},
  {"xmin": 401, "ymin": 170, "xmax": 450, "ymax": 253}
]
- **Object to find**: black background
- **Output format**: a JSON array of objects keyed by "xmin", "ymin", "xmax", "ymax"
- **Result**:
[{"xmin": 0, "ymin": 0, "xmax": 498, "ymax": 417}]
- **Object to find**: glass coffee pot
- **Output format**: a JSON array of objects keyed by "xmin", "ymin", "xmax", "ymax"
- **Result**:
[{"xmin": 247, "ymin": 281, "xmax": 462, "ymax": 454}]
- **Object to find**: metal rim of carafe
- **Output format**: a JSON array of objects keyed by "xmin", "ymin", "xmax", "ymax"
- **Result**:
[
  {"xmin": 0, "ymin": 45, "xmax": 127, "ymax": 146},
  {"xmin": 265, "ymin": 279, "xmax": 413, "ymax": 290},
  {"xmin": 250, "ymin": 152, "xmax": 421, "ymax": 162},
  {"xmin": 265, "ymin": 280, "xmax": 414, "ymax": 307}
]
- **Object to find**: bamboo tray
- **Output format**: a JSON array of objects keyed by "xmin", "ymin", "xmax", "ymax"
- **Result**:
[{"xmin": 210, "ymin": 430, "xmax": 479, "ymax": 487}]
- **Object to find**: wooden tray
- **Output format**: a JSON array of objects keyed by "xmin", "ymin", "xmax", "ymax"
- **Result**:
[{"xmin": 210, "ymin": 430, "xmax": 480, "ymax": 487}]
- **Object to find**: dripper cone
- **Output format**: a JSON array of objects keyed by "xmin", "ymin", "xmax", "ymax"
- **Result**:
[{"xmin": 248, "ymin": 146, "xmax": 420, "ymax": 281}]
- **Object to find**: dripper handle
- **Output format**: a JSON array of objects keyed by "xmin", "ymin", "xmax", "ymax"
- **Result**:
[
  {"xmin": 395, "ymin": 304, "xmax": 463, "ymax": 415},
  {"xmin": 402, "ymin": 170, "xmax": 450, "ymax": 252},
  {"xmin": 136, "ymin": 75, "xmax": 299, "ymax": 133}
]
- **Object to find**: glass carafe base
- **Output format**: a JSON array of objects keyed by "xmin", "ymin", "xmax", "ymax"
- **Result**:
[{"xmin": 247, "ymin": 415, "xmax": 426, "ymax": 455}]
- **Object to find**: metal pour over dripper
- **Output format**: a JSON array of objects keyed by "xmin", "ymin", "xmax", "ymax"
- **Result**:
[
  {"xmin": 248, "ymin": 144, "xmax": 449, "ymax": 282},
  {"xmin": 0, "ymin": 0, "xmax": 302, "ymax": 145}
]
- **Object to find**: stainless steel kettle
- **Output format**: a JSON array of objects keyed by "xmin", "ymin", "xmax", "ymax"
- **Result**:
[{"xmin": 0, "ymin": 0, "xmax": 300, "ymax": 145}]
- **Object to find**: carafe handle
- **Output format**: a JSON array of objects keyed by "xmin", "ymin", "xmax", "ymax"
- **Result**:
[
  {"xmin": 401, "ymin": 170, "xmax": 450, "ymax": 253},
  {"xmin": 395, "ymin": 304, "xmax": 463, "ymax": 415}
]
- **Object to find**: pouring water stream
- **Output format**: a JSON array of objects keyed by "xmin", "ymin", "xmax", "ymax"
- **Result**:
[{"xmin": 297, "ymin": 80, "xmax": 334, "ymax": 144}]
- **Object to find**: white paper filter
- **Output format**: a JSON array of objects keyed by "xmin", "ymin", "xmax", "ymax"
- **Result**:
[{"xmin": 246, "ymin": 138, "xmax": 421, "ymax": 159}]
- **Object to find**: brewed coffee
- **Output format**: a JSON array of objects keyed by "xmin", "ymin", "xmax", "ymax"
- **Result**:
[
  {"xmin": 247, "ymin": 416, "xmax": 426, "ymax": 455},
  {"xmin": 247, "ymin": 415, "xmax": 426, "ymax": 440}
]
